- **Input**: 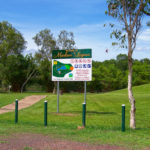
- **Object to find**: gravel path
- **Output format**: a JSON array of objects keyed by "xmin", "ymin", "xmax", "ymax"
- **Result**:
[
  {"xmin": 0, "ymin": 133, "xmax": 127, "ymax": 150},
  {"xmin": 0, "ymin": 95, "xmax": 46, "ymax": 114}
]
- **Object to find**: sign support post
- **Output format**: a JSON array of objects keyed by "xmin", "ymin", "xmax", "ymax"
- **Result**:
[{"xmin": 57, "ymin": 81, "xmax": 59, "ymax": 113}]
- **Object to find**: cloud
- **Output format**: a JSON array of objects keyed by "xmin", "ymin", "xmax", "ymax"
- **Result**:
[
  {"xmin": 16, "ymin": 21, "xmax": 150, "ymax": 61},
  {"xmin": 72, "ymin": 23, "xmax": 104, "ymax": 34},
  {"xmin": 138, "ymin": 29, "xmax": 150, "ymax": 42},
  {"xmin": 136, "ymin": 46, "xmax": 150, "ymax": 51}
]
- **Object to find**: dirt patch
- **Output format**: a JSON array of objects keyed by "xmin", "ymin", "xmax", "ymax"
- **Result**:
[
  {"xmin": 0, "ymin": 95, "xmax": 46, "ymax": 114},
  {"xmin": 0, "ymin": 133, "xmax": 126, "ymax": 150}
]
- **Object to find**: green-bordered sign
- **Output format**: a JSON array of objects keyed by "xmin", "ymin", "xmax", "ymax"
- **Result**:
[
  {"xmin": 52, "ymin": 49, "xmax": 91, "ymax": 59},
  {"xmin": 52, "ymin": 49, "xmax": 92, "ymax": 81}
]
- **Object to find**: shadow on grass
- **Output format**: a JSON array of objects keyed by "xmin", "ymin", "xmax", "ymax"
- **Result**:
[
  {"xmin": 133, "ymin": 127, "xmax": 150, "ymax": 131},
  {"xmin": 87, "ymin": 111, "xmax": 116, "ymax": 115},
  {"xmin": 53, "ymin": 111, "xmax": 116, "ymax": 115}
]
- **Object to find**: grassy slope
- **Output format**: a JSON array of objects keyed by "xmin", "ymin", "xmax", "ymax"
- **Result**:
[{"xmin": 0, "ymin": 84, "xmax": 150, "ymax": 149}]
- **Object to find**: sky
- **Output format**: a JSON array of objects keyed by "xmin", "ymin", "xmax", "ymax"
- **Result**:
[{"xmin": 0, "ymin": 0, "xmax": 150, "ymax": 61}]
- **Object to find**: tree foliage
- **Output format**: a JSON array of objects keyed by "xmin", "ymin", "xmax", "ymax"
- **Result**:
[
  {"xmin": 33, "ymin": 29, "xmax": 57, "ymax": 61},
  {"xmin": 142, "ymin": 0, "xmax": 150, "ymax": 15},
  {"xmin": 33, "ymin": 29, "xmax": 76, "ymax": 92},
  {"xmin": 0, "ymin": 21, "xmax": 26, "ymax": 63},
  {"xmin": 2, "ymin": 55, "xmax": 33, "ymax": 92},
  {"xmin": 57, "ymin": 30, "xmax": 76, "ymax": 49}
]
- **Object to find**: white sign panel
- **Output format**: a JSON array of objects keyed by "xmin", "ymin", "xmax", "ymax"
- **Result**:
[{"xmin": 52, "ymin": 49, "xmax": 92, "ymax": 81}]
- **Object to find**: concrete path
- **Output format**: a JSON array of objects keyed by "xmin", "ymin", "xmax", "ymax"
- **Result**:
[{"xmin": 0, "ymin": 95, "xmax": 46, "ymax": 114}]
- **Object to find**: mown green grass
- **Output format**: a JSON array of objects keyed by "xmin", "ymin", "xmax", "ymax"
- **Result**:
[{"xmin": 0, "ymin": 84, "xmax": 150, "ymax": 149}]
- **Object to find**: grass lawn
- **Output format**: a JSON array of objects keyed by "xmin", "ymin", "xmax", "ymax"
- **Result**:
[{"xmin": 0, "ymin": 84, "xmax": 150, "ymax": 149}]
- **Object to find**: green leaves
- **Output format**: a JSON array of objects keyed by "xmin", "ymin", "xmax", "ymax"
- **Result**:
[
  {"xmin": 57, "ymin": 30, "xmax": 75, "ymax": 50},
  {"xmin": 142, "ymin": 0, "xmax": 150, "ymax": 16},
  {"xmin": 33, "ymin": 29, "xmax": 76, "ymax": 62},
  {"xmin": 0, "ymin": 21, "xmax": 26, "ymax": 63},
  {"xmin": 33, "ymin": 29, "xmax": 56, "ymax": 61}
]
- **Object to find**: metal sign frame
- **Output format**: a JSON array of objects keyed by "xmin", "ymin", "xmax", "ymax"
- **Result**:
[{"xmin": 52, "ymin": 49, "xmax": 92, "ymax": 113}]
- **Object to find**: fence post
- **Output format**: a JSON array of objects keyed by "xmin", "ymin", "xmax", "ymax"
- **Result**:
[
  {"xmin": 44, "ymin": 100, "xmax": 48, "ymax": 126},
  {"xmin": 15, "ymin": 99, "xmax": 18, "ymax": 123},
  {"xmin": 122, "ymin": 104, "xmax": 125, "ymax": 132}
]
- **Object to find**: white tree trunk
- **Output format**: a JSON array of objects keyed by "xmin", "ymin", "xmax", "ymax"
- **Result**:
[
  {"xmin": 128, "ymin": 64, "xmax": 136, "ymax": 129},
  {"xmin": 128, "ymin": 34, "xmax": 136, "ymax": 129}
]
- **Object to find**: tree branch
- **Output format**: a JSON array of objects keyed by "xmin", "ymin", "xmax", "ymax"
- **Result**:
[
  {"xmin": 132, "ymin": 0, "xmax": 144, "ymax": 30},
  {"xmin": 121, "ymin": 0, "xmax": 129, "ymax": 32},
  {"xmin": 21, "ymin": 70, "xmax": 36, "ymax": 93}
]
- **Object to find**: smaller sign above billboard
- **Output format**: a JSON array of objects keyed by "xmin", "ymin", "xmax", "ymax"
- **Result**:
[{"xmin": 52, "ymin": 49, "xmax": 92, "ymax": 81}]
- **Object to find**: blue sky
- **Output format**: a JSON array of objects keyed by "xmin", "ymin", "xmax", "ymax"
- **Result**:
[{"xmin": 0, "ymin": 0, "xmax": 150, "ymax": 61}]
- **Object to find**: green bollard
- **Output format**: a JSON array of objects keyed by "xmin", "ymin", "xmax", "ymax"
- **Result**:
[
  {"xmin": 44, "ymin": 100, "xmax": 48, "ymax": 126},
  {"xmin": 82, "ymin": 103, "xmax": 86, "ymax": 127},
  {"xmin": 15, "ymin": 99, "xmax": 18, "ymax": 123},
  {"xmin": 122, "ymin": 104, "xmax": 125, "ymax": 132}
]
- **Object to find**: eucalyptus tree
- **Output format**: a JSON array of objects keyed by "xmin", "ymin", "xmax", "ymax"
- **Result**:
[
  {"xmin": 0, "ymin": 21, "xmax": 26, "ymax": 90},
  {"xmin": 33, "ymin": 29, "xmax": 57, "ymax": 92},
  {"xmin": 33, "ymin": 29, "xmax": 57, "ymax": 61},
  {"xmin": 21, "ymin": 54, "xmax": 37, "ymax": 93},
  {"xmin": 106, "ymin": 0, "xmax": 150, "ymax": 129},
  {"xmin": 33, "ymin": 29, "xmax": 76, "ymax": 93},
  {"xmin": 57, "ymin": 30, "xmax": 76, "ymax": 49},
  {"xmin": 0, "ymin": 21, "xmax": 26, "ymax": 64},
  {"xmin": 51, "ymin": 30, "xmax": 76, "ymax": 93}
]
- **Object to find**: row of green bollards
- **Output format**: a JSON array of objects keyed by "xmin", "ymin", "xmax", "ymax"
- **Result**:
[
  {"xmin": 82, "ymin": 103, "xmax": 126, "ymax": 131},
  {"xmin": 15, "ymin": 99, "xmax": 48, "ymax": 126},
  {"xmin": 15, "ymin": 100, "xmax": 86, "ymax": 127},
  {"xmin": 14, "ymin": 99, "xmax": 125, "ymax": 131}
]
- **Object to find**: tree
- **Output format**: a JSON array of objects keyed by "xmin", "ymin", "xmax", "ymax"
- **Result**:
[
  {"xmin": 106, "ymin": 0, "xmax": 149, "ymax": 129},
  {"xmin": 33, "ymin": 29, "xmax": 76, "ymax": 93},
  {"xmin": 0, "ymin": 21, "xmax": 26, "ymax": 64},
  {"xmin": 38, "ymin": 59, "xmax": 53, "ymax": 92},
  {"xmin": 0, "ymin": 21, "xmax": 26, "ymax": 91},
  {"xmin": 21, "ymin": 54, "xmax": 37, "ymax": 93},
  {"xmin": 57, "ymin": 30, "xmax": 76, "ymax": 49},
  {"xmin": 116, "ymin": 54, "xmax": 128, "ymax": 71},
  {"xmin": 3, "ymin": 55, "xmax": 29, "ymax": 92},
  {"xmin": 51, "ymin": 30, "xmax": 76, "ymax": 94},
  {"xmin": 33, "ymin": 29, "xmax": 57, "ymax": 61},
  {"xmin": 33, "ymin": 29, "xmax": 57, "ymax": 92}
]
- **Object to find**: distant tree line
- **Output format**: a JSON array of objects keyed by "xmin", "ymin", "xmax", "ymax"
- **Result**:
[{"xmin": 0, "ymin": 21, "xmax": 150, "ymax": 93}]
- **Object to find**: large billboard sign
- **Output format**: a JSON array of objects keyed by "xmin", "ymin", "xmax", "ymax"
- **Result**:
[{"xmin": 52, "ymin": 49, "xmax": 92, "ymax": 81}]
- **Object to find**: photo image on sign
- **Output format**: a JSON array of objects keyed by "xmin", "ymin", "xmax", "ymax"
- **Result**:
[{"xmin": 53, "ymin": 60, "xmax": 74, "ymax": 77}]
